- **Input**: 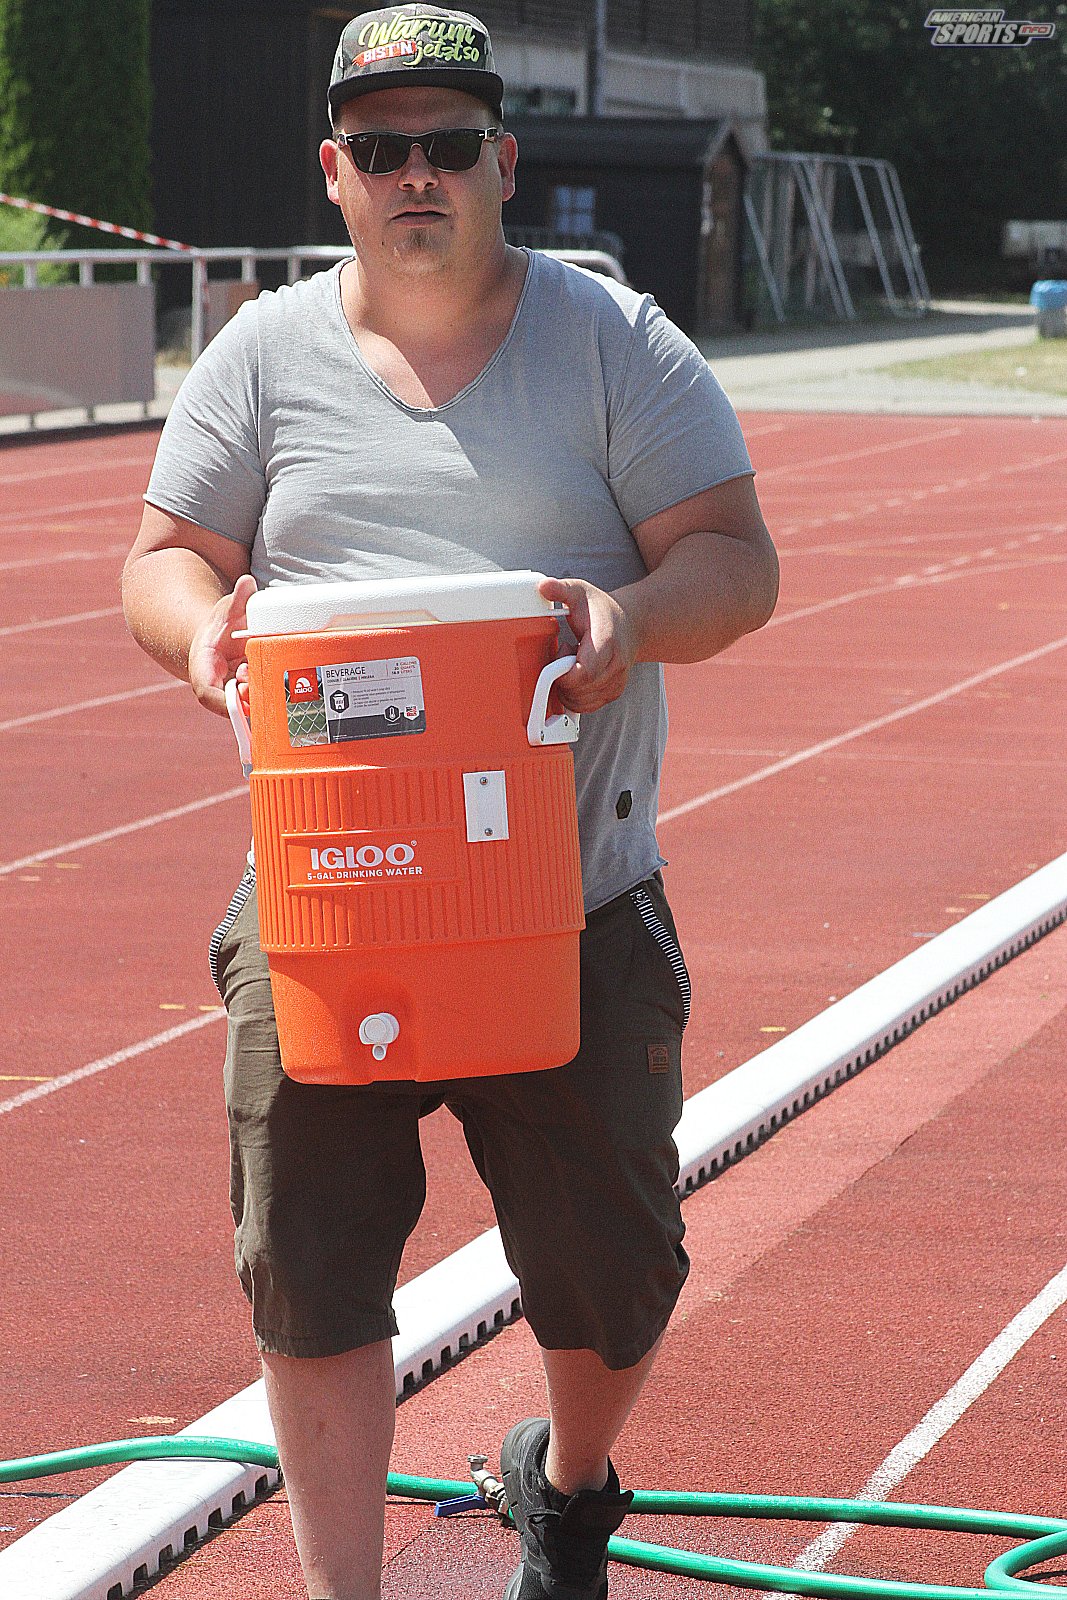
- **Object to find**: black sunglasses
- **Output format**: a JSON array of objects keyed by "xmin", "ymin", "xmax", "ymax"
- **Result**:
[{"xmin": 337, "ymin": 126, "xmax": 502, "ymax": 175}]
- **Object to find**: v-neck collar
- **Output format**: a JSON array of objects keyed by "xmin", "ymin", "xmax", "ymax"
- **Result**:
[{"xmin": 331, "ymin": 249, "xmax": 534, "ymax": 415}]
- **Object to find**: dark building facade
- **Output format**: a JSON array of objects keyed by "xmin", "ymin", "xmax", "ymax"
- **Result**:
[
  {"xmin": 445, "ymin": 1, "xmax": 752, "ymax": 61},
  {"xmin": 149, "ymin": 2, "xmax": 763, "ymax": 328},
  {"xmin": 150, "ymin": 1, "xmax": 762, "ymax": 238}
]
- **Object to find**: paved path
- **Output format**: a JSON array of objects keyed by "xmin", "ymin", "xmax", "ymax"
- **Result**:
[{"xmin": 702, "ymin": 302, "xmax": 1067, "ymax": 417}]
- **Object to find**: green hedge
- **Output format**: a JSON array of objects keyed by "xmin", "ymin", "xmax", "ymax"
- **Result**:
[
  {"xmin": 0, "ymin": 0, "xmax": 152, "ymax": 244},
  {"xmin": 0, "ymin": 199, "xmax": 74, "ymax": 282}
]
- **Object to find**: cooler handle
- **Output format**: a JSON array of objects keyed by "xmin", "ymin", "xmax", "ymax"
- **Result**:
[
  {"xmin": 527, "ymin": 655, "xmax": 580, "ymax": 747},
  {"xmin": 225, "ymin": 677, "xmax": 253, "ymax": 780}
]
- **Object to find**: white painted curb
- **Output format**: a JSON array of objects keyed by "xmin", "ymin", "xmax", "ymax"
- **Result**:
[
  {"xmin": 1, "ymin": 851, "xmax": 1064, "ymax": 1599},
  {"xmin": 674, "ymin": 851, "xmax": 1067, "ymax": 1190},
  {"xmin": 0, "ymin": 1386, "xmax": 279, "ymax": 1600}
]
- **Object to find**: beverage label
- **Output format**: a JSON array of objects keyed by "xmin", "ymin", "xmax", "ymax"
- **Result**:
[{"xmin": 285, "ymin": 657, "xmax": 425, "ymax": 746}]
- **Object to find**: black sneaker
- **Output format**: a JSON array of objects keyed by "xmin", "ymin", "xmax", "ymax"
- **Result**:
[{"xmin": 500, "ymin": 1417, "xmax": 634, "ymax": 1600}]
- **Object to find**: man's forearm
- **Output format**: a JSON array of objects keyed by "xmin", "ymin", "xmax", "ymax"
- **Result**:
[
  {"xmin": 121, "ymin": 547, "xmax": 230, "ymax": 683},
  {"xmin": 615, "ymin": 527, "xmax": 779, "ymax": 666}
]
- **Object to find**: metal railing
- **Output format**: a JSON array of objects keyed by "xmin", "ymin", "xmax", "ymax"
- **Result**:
[
  {"xmin": 0, "ymin": 246, "xmax": 353, "ymax": 362},
  {"xmin": 505, "ymin": 224, "xmax": 625, "ymax": 261},
  {"xmin": 0, "ymin": 241, "xmax": 628, "ymax": 385}
]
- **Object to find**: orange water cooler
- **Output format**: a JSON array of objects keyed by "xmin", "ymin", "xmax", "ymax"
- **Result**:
[{"xmin": 225, "ymin": 571, "xmax": 584, "ymax": 1085}]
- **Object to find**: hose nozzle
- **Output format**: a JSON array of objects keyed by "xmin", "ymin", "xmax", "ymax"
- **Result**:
[{"xmin": 469, "ymin": 1454, "xmax": 509, "ymax": 1518}]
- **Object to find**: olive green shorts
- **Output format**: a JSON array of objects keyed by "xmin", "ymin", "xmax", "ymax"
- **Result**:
[{"xmin": 212, "ymin": 867, "xmax": 691, "ymax": 1370}]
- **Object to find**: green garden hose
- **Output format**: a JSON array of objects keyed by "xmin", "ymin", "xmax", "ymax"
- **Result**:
[{"xmin": 1, "ymin": 1436, "xmax": 1064, "ymax": 1597}]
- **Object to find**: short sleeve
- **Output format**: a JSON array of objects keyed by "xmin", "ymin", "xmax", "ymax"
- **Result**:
[
  {"xmin": 606, "ymin": 296, "xmax": 753, "ymax": 530},
  {"xmin": 144, "ymin": 300, "xmax": 266, "ymax": 546}
]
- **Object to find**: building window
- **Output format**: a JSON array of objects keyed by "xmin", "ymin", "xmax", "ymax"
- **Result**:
[{"xmin": 550, "ymin": 184, "xmax": 597, "ymax": 237}]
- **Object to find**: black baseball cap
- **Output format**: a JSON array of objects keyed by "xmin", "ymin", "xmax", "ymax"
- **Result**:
[{"xmin": 328, "ymin": 6, "xmax": 504, "ymax": 123}]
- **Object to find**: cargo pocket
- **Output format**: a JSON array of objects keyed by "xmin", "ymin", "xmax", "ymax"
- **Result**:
[
  {"xmin": 209, "ymin": 863, "xmax": 257, "ymax": 999},
  {"xmin": 628, "ymin": 880, "xmax": 691, "ymax": 1031}
]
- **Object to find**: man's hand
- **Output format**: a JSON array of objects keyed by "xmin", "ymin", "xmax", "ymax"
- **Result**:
[
  {"xmin": 187, "ymin": 574, "xmax": 257, "ymax": 718},
  {"xmin": 537, "ymin": 576, "xmax": 639, "ymax": 714}
]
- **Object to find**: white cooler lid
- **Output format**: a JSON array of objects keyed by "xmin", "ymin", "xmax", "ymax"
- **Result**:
[{"xmin": 244, "ymin": 571, "xmax": 562, "ymax": 635}]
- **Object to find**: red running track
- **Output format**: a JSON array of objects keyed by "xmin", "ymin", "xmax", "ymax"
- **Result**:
[{"xmin": 0, "ymin": 414, "xmax": 1064, "ymax": 1591}]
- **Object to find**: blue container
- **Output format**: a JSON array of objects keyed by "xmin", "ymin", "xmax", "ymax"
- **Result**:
[{"xmin": 1030, "ymin": 280, "xmax": 1067, "ymax": 336}]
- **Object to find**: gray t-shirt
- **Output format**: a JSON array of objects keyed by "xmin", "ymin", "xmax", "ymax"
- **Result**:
[{"xmin": 146, "ymin": 250, "xmax": 753, "ymax": 913}]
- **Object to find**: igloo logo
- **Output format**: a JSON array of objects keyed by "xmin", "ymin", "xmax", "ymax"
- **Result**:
[
  {"xmin": 287, "ymin": 668, "xmax": 320, "ymax": 703},
  {"xmin": 289, "ymin": 829, "xmax": 455, "ymax": 888},
  {"xmin": 310, "ymin": 843, "xmax": 416, "ymax": 871}
]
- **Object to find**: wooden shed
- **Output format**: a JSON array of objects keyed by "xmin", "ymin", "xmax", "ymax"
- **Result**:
[{"xmin": 503, "ymin": 116, "xmax": 749, "ymax": 336}]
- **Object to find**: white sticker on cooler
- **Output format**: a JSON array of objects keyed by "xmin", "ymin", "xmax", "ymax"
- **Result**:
[{"xmin": 319, "ymin": 656, "xmax": 425, "ymax": 743}]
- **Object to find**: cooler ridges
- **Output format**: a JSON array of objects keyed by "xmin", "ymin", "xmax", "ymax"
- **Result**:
[{"xmin": 250, "ymin": 756, "xmax": 581, "ymax": 952}]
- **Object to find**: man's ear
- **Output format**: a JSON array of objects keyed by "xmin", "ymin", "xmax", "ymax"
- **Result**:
[
  {"xmin": 498, "ymin": 131, "xmax": 518, "ymax": 205},
  {"xmin": 320, "ymin": 137, "xmax": 342, "ymax": 206}
]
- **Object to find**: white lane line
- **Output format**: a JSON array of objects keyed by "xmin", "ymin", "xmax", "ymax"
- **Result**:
[
  {"xmin": 0, "ymin": 679, "xmax": 181, "ymax": 734},
  {"xmin": 769, "ymin": 551, "xmax": 1067, "ymax": 630},
  {"xmin": 0, "ymin": 605, "xmax": 123, "ymax": 639},
  {"xmin": 756, "ymin": 426, "xmax": 962, "ymax": 480},
  {"xmin": 659, "ymin": 633, "xmax": 1067, "ymax": 825},
  {"xmin": 0, "ymin": 545, "xmax": 126, "ymax": 572},
  {"xmin": 772, "ymin": 450, "xmax": 1067, "ymax": 538},
  {"xmin": 740, "ymin": 422, "xmax": 788, "ymax": 439},
  {"xmin": 784, "ymin": 519, "xmax": 1066, "ymax": 560},
  {"xmin": 0, "ymin": 787, "xmax": 248, "ymax": 878},
  {"xmin": 1001, "ymin": 446, "xmax": 1067, "ymax": 477},
  {"xmin": 793, "ymin": 1259, "xmax": 1067, "ymax": 1574},
  {"xmin": 0, "ymin": 1012, "xmax": 225, "ymax": 1119},
  {"xmin": 0, "ymin": 492, "xmax": 140, "ymax": 525},
  {"xmin": 0, "ymin": 453, "xmax": 154, "ymax": 488}
]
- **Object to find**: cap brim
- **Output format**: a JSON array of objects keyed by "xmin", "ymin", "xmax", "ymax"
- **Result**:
[{"xmin": 328, "ymin": 67, "xmax": 504, "ymax": 119}]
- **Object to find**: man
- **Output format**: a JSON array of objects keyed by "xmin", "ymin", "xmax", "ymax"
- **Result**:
[{"xmin": 122, "ymin": 7, "xmax": 778, "ymax": 1598}]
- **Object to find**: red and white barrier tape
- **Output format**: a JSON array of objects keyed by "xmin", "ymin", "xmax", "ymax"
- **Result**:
[{"xmin": 0, "ymin": 192, "xmax": 192, "ymax": 252}]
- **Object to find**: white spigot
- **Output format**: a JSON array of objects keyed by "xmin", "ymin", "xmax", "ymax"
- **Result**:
[{"xmin": 359, "ymin": 1012, "xmax": 400, "ymax": 1062}]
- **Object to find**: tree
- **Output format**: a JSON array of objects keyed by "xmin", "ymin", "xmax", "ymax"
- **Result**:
[
  {"xmin": 0, "ymin": 0, "xmax": 152, "ymax": 245},
  {"xmin": 753, "ymin": 0, "xmax": 1067, "ymax": 288}
]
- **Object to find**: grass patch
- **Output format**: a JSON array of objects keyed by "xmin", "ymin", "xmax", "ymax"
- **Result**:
[
  {"xmin": 933, "ymin": 290, "xmax": 1033, "ymax": 306},
  {"xmin": 886, "ymin": 336, "xmax": 1067, "ymax": 396}
]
